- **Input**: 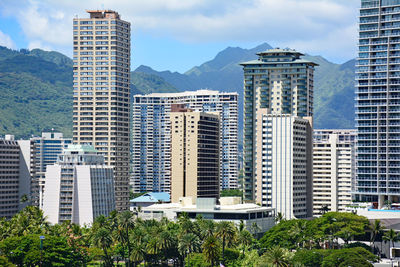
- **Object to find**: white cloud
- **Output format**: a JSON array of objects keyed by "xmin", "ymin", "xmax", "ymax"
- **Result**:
[
  {"xmin": 0, "ymin": 0, "xmax": 359, "ymax": 62},
  {"xmin": 0, "ymin": 30, "xmax": 16, "ymax": 49},
  {"xmin": 27, "ymin": 40, "xmax": 52, "ymax": 51}
]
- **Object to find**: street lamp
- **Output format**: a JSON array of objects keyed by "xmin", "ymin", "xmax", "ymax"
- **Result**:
[{"xmin": 39, "ymin": 235, "xmax": 45, "ymax": 267}]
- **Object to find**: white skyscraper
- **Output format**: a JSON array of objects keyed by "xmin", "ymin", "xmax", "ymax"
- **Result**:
[
  {"xmin": 254, "ymin": 113, "xmax": 312, "ymax": 219},
  {"xmin": 43, "ymin": 145, "xmax": 115, "ymax": 225}
]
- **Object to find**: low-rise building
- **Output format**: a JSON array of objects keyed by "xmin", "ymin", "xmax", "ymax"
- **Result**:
[
  {"xmin": 130, "ymin": 192, "xmax": 170, "ymax": 209},
  {"xmin": 43, "ymin": 145, "xmax": 115, "ymax": 225},
  {"xmin": 139, "ymin": 197, "xmax": 275, "ymax": 235}
]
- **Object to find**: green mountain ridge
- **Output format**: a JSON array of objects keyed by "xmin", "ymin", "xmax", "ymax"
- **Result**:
[
  {"xmin": 0, "ymin": 46, "xmax": 178, "ymax": 138},
  {"xmin": 135, "ymin": 45, "xmax": 356, "ymax": 130},
  {"xmin": 0, "ymin": 44, "xmax": 355, "ymax": 138}
]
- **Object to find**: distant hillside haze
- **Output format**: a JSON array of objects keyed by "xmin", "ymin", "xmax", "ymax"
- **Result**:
[{"xmin": 0, "ymin": 44, "xmax": 355, "ymax": 138}]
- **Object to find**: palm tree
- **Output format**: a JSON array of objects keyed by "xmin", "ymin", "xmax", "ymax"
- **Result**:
[
  {"xmin": 370, "ymin": 219, "xmax": 384, "ymax": 254},
  {"xmin": 216, "ymin": 221, "xmax": 237, "ymax": 264},
  {"xmin": 289, "ymin": 220, "xmax": 308, "ymax": 248},
  {"xmin": 319, "ymin": 205, "xmax": 329, "ymax": 215},
  {"xmin": 92, "ymin": 227, "xmax": 113, "ymax": 267},
  {"xmin": 198, "ymin": 219, "xmax": 215, "ymax": 239},
  {"xmin": 130, "ymin": 241, "xmax": 146, "ymax": 267},
  {"xmin": 117, "ymin": 211, "xmax": 135, "ymax": 266},
  {"xmin": 275, "ymin": 212, "xmax": 285, "ymax": 223},
  {"xmin": 202, "ymin": 235, "xmax": 221, "ymax": 267},
  {"xmin": 178, "ymin": 232, "xmax": 201, "ymax": 264},
  {"xmin": 237, "ymin": 229, "xmax": 254, "ymax": 256},
  {"xmin": 259, "ymin": 246, "xmax": 292, "ymax": 267},
  {"xmin": 383, "ymin": 229, "xmax": 399, "ymax": 248}
]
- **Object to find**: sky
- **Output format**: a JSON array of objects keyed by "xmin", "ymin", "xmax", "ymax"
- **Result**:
[{"xmin": 0, "ymin": 0, "xmax": 359, "ymax": 73}]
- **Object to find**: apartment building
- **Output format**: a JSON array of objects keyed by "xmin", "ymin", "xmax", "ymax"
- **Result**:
[
  {"xmin": 43, "ymin": 145, "xmax": 115, "ymax": 225},
  {"xmin": 73, "ymin": 10, "xmax": 131, "ymax": 211},
  {"xmin": 254, "ymin": 113, "xmax": 312, "ymax": 219},
  {"xmin": 0, "ymin": 136, "xmax": 21, "ymax": 218},
  {"xmin": 313, "ymin": 130, "xmax": 357, "ymax": 215},
  {"xmin": 241, "ymin": 48, "xmax": 316, "ymax": 217},
  {"xmin": 170, "ymin": 106, "xmax": 220, "ymax": 203},
  {"xmin": 18, "ymin": 132, "xmax": 72, "ymax": 208},
  {"xmin": 131, "ymin": 90, "xmax": 238, "ymax": 193},
  {"xmin": 356, "ymin": 0, "xmax": 400, "ymax": 206}
]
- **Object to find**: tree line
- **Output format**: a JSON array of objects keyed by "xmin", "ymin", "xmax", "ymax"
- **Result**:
[{"xmin": 0, "ymin": 206, "xmax": 395, "ymax": 266}]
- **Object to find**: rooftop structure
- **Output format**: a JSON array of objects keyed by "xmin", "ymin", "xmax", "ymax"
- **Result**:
[{"xmin": 129, "ymin": 192, "xmax": 170, "ymax": 208}]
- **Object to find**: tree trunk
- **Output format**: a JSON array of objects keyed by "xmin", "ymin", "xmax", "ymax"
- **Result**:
[{"xmin": 222, "ymin": 236, "xmax": 225, "ymax": 264}]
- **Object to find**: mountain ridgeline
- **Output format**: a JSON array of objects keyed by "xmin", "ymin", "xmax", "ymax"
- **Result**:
[{"xmin": 0, "ymin": 44, "xmax": 355, "ymax": 138}]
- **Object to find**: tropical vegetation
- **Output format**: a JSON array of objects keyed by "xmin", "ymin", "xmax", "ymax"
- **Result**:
[{"xmin": 0, "ymin": 206, "xmax": 388, "ymax": 266}]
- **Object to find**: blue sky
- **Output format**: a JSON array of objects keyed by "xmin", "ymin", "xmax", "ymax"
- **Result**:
[{"xmin": 0, "ymin": 0, "xmax": 359, "ymax": 73}]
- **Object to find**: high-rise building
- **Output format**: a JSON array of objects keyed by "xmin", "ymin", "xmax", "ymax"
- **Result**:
[
  {"xmin": 18, "ymin": 132, "xmax": 72, "ymax": 208},
  {"xmin": 240, "ymin": 48, "xmax": 317, "ymax": 207},
  {"xmin": 170, "ymin": 105, "xmax": 220, "ymax": 203},
  {"xmin": 131, "ymin": 90, "xmax": 238, "ymax": 193},
  {"xmin": 313, "ymin": 130, "xmax": 357, "ymax": 215},
  {"xmin": 43, "ymin": 145, "xmax": 115, "ymax": 225},
  {"xmin": 356, "ymin": 0, "xmax": 400, "ymax": 206},
  {"xmin": 0, "ymin": 136, "xmax": 21, "ymax": 218},
  {"xmin": 253, "ymin": 113, "xmax": 312, "ymax": 219},
  {"xmin": 73, "ymin": 10, "xmax": 131, "ymax": 211}
]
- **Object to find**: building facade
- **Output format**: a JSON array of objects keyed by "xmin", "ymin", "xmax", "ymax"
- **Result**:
[
  {"xmin": 131, "ymin": 90, "xmax": 238, "ymax": 193},
  {"xmin": 356, "ymin": 0, "xmax": 400, "ymax": 206},
  {"xmin": 0, "ymin": 136, "xmax": 21, "ymax": 218},
  {"xmin": 313, "ymin": 130, "xmax": 357, "ymax": 215},
  {"xmin": 43, "ymin": 145, "xmax": 115, "ymax": 225},
  {"xmin": 240, "ymin": 49, "xmax": 316, "ymax": 215},
  {"xmin": 139, "ymin": 197, "xmax": 275, "ymax": 235},
  {"xmin": 170, "ymin": 107, "xmax": 220, "ymax": 203},
  {"xmin": 73, "ymin": 10, "xmax": 131, "ymax": 211},
  {"xmin": 18, "ymin": 132, "xmax": 72, "ymax": 208},
  {"xmin": 254, "ymin": 113, "xmax": 313, "ymax": 219}
]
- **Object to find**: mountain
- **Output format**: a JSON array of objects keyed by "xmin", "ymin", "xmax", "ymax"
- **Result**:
[
  {"xmin": 134, "ymin": 43, "xmax": 356, "ymax": 130},
  {"xmin": 0, "ymin": 43, "xmax": 355, "ymax": 138},
  {"xmin": 0, "ymin": 48, "xmax": 73, "ymax": 138},
  {"xmin": 0, "ymin": 46, "xmax": 178, "ymax": 138}
]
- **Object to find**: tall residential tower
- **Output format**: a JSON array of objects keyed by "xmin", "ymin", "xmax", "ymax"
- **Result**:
[
  {"xmin": 356, "ymin": 0, "xmax": 400, "ymax": 206},
  {"xmin": 241, "ymin": 49, "xmax": 316, "ymax": 218},
  {"xmin": 73, "ymin": 10, "xmax": 131, "ymax": 210},
  {"xmin": 170, "ymin": 106, "xmax": 220, "ymax": 203}
]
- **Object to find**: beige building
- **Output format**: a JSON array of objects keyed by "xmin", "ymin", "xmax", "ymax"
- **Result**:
[
  {"xmin": 170, "ymin": 105, "xmax": 220, "ymax": 203},
  {"xmin": 73, "ymin": 10, "xmax": 131, "ymax": 211},
  {"xmin": 313, "ymin": 130, "xmax": 357, "ymax": 215}
]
